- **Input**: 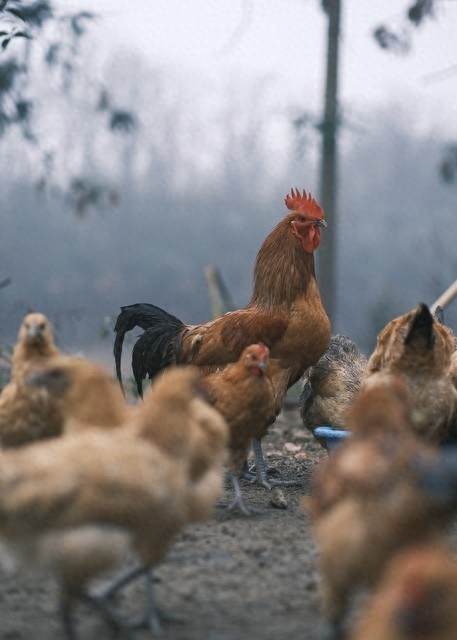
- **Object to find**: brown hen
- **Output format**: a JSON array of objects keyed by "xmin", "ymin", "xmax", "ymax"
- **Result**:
[
  {"xmin": 202, "ymin": 342, "xmax": 274, "ymax": 514},
  {"xmin": 305, "ymin": 376, "xmax": 457, "ymax": 639},
  {"xmin": 363, "ymin": 302, "xmax": 457, "ymax": 443}
]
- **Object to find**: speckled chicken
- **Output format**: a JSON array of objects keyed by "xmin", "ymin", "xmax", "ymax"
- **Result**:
[{"xmin": 299, "ymin": 335, "xmax": 367, "ymax": 449}]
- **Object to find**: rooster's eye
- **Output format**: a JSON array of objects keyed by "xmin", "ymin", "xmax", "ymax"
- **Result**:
[{"xmin": 296, "ymin": 215, "xmax": 306, "ymax": 222}]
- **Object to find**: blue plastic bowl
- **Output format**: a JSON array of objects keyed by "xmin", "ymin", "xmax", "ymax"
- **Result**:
[{"xmin": 314, "ymin": 426, "xmax": 351, "ymax": 452}]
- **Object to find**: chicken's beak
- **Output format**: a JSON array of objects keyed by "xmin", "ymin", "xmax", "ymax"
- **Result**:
[
  {"xmin": 314, "ymin": 219, "xmax": 327, "ymax": 228},
  {"xmin": 258, "ymin": 360, "xmax": 268, "ymax": 373},
  {"xmin": 26, "ymin": 324, "xmax": 44, "ymax": 342}
]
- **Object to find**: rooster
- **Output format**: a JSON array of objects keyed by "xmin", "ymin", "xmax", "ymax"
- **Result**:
[
  {"xmin": 113, "ymin": 188, "xmax": 330, "ymax": 487},
  {"xmin": 363, "ymin": 302, "xmax": 457, "ymax": 443}
]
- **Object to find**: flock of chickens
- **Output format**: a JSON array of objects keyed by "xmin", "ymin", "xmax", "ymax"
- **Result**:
[{"xmin": 0, "ymin": 188, "xmax": 457, "ymax": 639}]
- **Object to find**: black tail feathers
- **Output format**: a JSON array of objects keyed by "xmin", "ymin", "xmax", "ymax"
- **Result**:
[{"xmin": 113, "ymin": 303, "xmax": 185, "ymax": 397}]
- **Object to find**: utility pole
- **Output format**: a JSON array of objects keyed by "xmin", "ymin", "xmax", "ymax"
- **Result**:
[{"xmin": 318, "ymin": 0, "xmax": 341, "ymax": 326}]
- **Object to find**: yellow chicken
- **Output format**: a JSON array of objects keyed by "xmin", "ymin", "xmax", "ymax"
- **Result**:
[
  {"xmin": 0, "ymin": 313, "xmax": 61, "ymax": 446},
  {"xmin": 0, "ymin": 366, "xmax": 228, "ymax": 636}
]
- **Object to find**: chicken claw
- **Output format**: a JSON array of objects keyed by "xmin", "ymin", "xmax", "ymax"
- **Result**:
[
  {"xmin": 217, "ymin": 473, "xmax": 263, "ymax": 516},
  {"xmin": 96, "ymin": 564, "xmax": 182, "ymax": 635},
  {"xmin": 250, "ymin": 439, "xmax": 304, "ymax": 489},
  {"xmin": 60, "ymin": 591, "xmax": 136, "ymax": 640}
]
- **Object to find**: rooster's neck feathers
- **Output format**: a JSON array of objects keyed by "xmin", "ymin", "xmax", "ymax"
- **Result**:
[{"xmin": 250, "ymin": 218, "xmax": 316, "ymax": 307}]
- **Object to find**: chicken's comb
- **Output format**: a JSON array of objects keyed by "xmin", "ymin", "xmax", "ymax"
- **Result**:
[
  {"xmin": 256, "ymin": 342, "xmax": 269, "ymax": 359},
  {"xmin": 284, "ymin": 188, "xmax": 324, "ymax": 220}
]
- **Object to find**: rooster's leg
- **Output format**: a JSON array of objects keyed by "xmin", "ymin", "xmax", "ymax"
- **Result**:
[{"xmin": 251, "ymin": 439, "xmax": 303, "ymax": 488}]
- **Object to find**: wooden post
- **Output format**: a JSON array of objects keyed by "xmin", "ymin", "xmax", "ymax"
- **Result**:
[{"xmin": 318, "ymin": 0, "xmax": 341, "ymax": 326}]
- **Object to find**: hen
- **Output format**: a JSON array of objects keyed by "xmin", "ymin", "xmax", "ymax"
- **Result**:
[
  {"xmin": 26, "ymin": 354, "xmax": 129, "ymax": 435},
  {"xmin": 350, "ymin": 544, "xmax": 457, "ymax": 640},
  {"xmin": 202, "ymin": 342, "xmax": 274, "ymax": 514},
  {"xmin": 363, "ymin": 302, "xmax": 457, "ymax": 443},
  {"xmin": 114, "ymin": 188, "xmax": 330, "ymax": 486},
  {"xmin": 305, "ymin": 376, "xmax": 457, "ymax": 639},
  {"xmin": 0, "ymin": 366, "xmax": 228, "ymax": 637},
  {"xmin": 299, "ymin": 335, "xmax": 367, "ymax": 449},
  {"xmin": 0, "ymin": 312, "xmax": 61, "ymax": 446},
  {"xmin": 9, "ymin": 312, "xmax": 59, "ymax": 379}
]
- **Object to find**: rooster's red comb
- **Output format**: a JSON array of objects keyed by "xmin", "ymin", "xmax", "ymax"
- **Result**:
[{"xmin": 284, "ymin": 188, "xmax": 324, "ymax": 220}]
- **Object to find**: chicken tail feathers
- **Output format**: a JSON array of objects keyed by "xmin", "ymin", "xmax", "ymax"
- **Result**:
[{"xmin": 113, "ymin": 303, "xmax": 185, "ymax": 397}]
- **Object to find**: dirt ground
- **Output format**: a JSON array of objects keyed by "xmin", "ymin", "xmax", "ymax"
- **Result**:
[{"xmin": 0, "ymin": 406, "xmax": 329, "ymax": 640}]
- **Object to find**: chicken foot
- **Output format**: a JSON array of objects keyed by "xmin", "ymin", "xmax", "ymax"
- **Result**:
[
  {"xmin": 60, "ymin": 591, "xmax": 136, "ymax": 640},
  {"xmin": 96, "ymin": 564, "xmax": 182, "ymax": 634},
  {"xmin": 246, "ymin": 439, "xmax": 304, "ymax": 489},
  {"xmin": 217, "ymin": 473, "xmax": 262, "ymax": 516}
]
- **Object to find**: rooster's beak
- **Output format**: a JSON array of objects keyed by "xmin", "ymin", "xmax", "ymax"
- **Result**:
[{"xmin": 314, "ymin": 219, "xmax": 327, "ymax": 228}]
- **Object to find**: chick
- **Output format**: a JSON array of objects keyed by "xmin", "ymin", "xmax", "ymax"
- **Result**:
[
  {"xmin": 0, "ymin": 313, "xmax": 61, "ymax": 446},
  {"xmin": 0, "ymin": 366, "xmax": 228, "ymax": 637},
  {"xmin": 350, "ymin": 544, "xmax": 457, "ymax": 640},
  {"xmin": 202, "ymin": 343, "xmax": 274, "ymax": 514},
  {"xmin": 305, "ymin": 377, "xmax": 457, "ymax": 638},
  {"xmin": 299, "ymin": 335, "xmax": 367, "ymax": 449},
  {"xmin": 363, "ymin": 302, "xmax": 457, "ymax": 443}
]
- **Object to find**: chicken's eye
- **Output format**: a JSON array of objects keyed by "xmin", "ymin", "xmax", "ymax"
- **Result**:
[{"xmin": 296, "ymin": 215, "xmax": 306, "ymax": 223}]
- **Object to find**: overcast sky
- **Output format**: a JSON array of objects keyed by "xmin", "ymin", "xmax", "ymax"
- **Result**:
[{"xmin": 57, "ymin": 0, "xmax": 457, "ymax": 138}]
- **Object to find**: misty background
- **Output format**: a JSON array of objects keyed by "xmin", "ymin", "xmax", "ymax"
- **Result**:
[{"xmin": 1, "ymin": 0, "xmax": 456, "ymax": 375}]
